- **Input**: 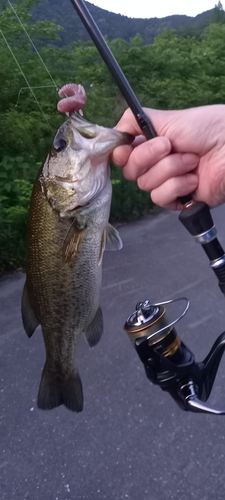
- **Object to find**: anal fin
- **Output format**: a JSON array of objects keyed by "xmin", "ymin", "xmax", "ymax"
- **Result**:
[{"xmin": 21, "ymin": 282, "xmax": 39, "ymax": 338}]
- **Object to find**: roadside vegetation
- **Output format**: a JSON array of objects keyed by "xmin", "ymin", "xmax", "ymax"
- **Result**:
[{"xmin": 1, "ymin": 0, "xmax": 225, "ymax": 272}]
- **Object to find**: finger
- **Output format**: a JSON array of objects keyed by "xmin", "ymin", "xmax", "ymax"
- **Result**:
[
  {"xmin": 111, "ymin": 144, "xmax": 134, "ymax": 167},
  {"xmin": 57, "ymin": 84, "xmax": 87, "ymax": 113},
  {"xmin": 150, "ymin": 174, "xmax": 198, "ymax": 209},
  {"xmin": 121, "ymin": 137, "xmax": 171, "ymax": 180},
  {"xmin": 114, "ymin": 108, "xmax": 145, "ymax": 135},
  {"xmin": 132, "ymin": 136, "xmax": 146, "ymax": 148},
  {"xmin": 111, "ymin": 136, "xmax": 146, "ymax": 167},
  {"xmin": 114, "ymin": 106, "xmax": 220, "ymax": 154},
  {"xmin": 137, "ymin": 153, "xmax": 199, "ymax": 192},
  {"xmin": 155, "ymin": 199, "xmax": 184, "ymax": 211},
  {"xmin": 114, "ymin": 107, "xmax": 175, "ymax": 136}
]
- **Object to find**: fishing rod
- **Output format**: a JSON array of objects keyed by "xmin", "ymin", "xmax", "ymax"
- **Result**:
[{"xmin": 70, "ymin": 0, "xmax": 225, "ymax": 415}]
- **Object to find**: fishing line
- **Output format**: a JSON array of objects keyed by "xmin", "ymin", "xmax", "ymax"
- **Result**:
[
  {"xmin": 7, "ymin": 0, "xmax": 59, "ymax": 90},
  {"xmin": 1, "ymin": 0, "xmax": 64, "ymax": 125},
  {"xmin": 15, "ymin": 85, "xmax": 58, "ymax": 107},
  {"xmin": 0, "ymin": 29, "xmax": 50, "ymax": 124}
]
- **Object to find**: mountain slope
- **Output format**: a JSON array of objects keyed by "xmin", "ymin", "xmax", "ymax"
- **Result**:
[{"xmin": 32, "ymin": 0, "xmax": 213, "ymax": 45}]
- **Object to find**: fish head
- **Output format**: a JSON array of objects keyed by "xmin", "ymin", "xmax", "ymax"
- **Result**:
[{"xmin": 42, "ymin": 112, "xmax": 134, "ymax": 216}]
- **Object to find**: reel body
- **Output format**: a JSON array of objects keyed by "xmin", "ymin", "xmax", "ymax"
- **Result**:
[{"xmin": 124, "ymin": 300, "xmax": 225, "ymax": 415}]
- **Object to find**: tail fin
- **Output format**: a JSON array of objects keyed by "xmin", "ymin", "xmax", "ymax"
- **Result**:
[{"xmin": 37, "ymin": 363, "xmax": 83, "ymax": 412}]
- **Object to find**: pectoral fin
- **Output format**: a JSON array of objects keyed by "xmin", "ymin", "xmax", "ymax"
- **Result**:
[
  {"xmin": 98, "ymin": 224, "xmax": 122, "ymax": 265},
  {"xmin": 62, "ymin": 219, "xmax": 86, "ymax": 265},
  {"xmin": 98, "ymin": 230, "xmax": 106, "ymax": 266},
  {"xmin": 21, "ymin": 282, "xmax": 39, "ymax": 338},
  {"xmin": 105, "ymin": 223, "xmax": 123, "ymax": 251},
  {"xmin": 84, "ymin": 306, "xmax": 103, "ymax": 348}
]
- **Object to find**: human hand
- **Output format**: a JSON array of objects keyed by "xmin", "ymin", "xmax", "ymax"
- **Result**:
[{"xmin": 111, "ymin": 106, "xmax": 225, "ymax": 210}]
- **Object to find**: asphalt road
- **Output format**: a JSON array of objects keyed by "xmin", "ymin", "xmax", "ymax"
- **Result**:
[{"xmin": 1, "ymin": 207, "xmax": 225, "ymax": 500}]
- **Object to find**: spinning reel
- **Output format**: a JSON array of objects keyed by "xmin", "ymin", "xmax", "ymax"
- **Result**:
[{"xmin": 124, "ymin": 202, "xmax": 225, "ymax": 415}]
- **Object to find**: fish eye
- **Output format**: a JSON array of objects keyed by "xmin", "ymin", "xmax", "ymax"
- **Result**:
[{"xmin": 53, "ymin": 138, "xmax": 67, "ymax": 152}]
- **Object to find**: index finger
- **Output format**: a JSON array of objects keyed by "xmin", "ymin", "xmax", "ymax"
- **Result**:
[{"xmin": 111, "ymin": 109, "xmax": 147, "ymax": 166}]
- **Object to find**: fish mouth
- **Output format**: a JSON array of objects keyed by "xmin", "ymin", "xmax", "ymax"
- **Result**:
[
  {"xmin": 69, "ymin": 111, "xmax": 99, "ymax": 139},
  {"xmin": 52, "ymin": 112, "xmax": 98, "ymax": 152},
  {"xmin": 69, "ymin": 111, "xmax": 134, "ymax": 147},
  {"xmin": 52, "ymin": 112, "xmax": 134, "ymax": 155}
]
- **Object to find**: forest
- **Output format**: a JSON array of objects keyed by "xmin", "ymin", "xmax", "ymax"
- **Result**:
[
  {"xmin": 1, "ymin": 0, "xmax": 225, "ymax": 272},
  {"xmin": 31, "ymin": 0, "xmax": 213, "ymax": 46}
]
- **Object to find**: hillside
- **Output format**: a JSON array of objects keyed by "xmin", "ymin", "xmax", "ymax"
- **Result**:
[{"xmin": 32, "ymin": 0, "xmax": 214, "ymax": 45}]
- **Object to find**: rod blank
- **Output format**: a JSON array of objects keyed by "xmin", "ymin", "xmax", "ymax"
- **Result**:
[{"xmin": 69, "ymin": 0, "xmax": 156, "ymax": 139}]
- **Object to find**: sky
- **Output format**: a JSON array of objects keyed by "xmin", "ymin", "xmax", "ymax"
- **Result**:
[{"xmin": 89, "ymin": 1, "xmax": 217, "ymax": 19}]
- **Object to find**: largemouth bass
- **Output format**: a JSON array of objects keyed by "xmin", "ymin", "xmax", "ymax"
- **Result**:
[{"xmin": 21, "ymin": 111, "xmax": 133, "ymax": 412}]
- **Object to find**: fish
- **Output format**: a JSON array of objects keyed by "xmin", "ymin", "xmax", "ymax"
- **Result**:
[{"xmin": 21, "ymin": 111, "xmax": 133, "ymax": 412}]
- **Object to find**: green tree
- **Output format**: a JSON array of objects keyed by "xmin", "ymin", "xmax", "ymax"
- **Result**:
[
  {"xmin": 3, "ymin": 3, "xmax": 225, "ymax": 272},
  {"xmin": 0, "ymin": 0, "xmax": 69, "ymax": 163},
  {"xmin": 211, "ymin": 1, "xmax": 225, "ymax": 24}
]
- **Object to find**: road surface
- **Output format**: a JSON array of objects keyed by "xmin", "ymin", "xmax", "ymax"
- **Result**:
[{"xmin": 1, "ymin": 207, "xmax": 225, "ymax": 500}]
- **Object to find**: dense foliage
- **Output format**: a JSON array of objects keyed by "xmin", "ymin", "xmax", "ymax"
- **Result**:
[
  {"xmin": 32, "ymin": 0, "xmax": 215, "ymax": 46},
  {"xmin": 1, "ymin": 0, "xmax": 225, "ymax": 272}
]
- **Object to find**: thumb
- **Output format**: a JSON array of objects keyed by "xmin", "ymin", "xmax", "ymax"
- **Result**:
[
  {"xmin": 114, "ymin": 106, "xmax": 220, "ymax": 155},
  {"xmin": 114, "ymin": 107, "xmax": 177, "ymax": 136}
]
